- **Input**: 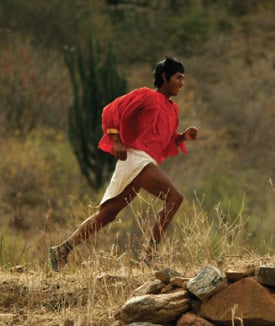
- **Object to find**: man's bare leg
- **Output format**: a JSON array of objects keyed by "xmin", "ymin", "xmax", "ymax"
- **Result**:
[
  {"xmin": 49, "ymin": 163, "xmax": 183, "ymax": 270},
  {"xmin": 132, "ymin": 163, "xmax": 183, "ymax": 260},
  {"xmin": 49, "ymin": 183, "xmax": 140, "ymax": 271}
]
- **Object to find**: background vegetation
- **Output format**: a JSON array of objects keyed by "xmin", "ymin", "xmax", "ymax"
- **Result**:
[{"xmin": 0, "ymin": 0, "xmax": 274, "ymax": 268}]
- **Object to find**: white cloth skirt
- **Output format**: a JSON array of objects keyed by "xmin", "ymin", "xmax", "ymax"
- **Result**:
[{"xmin": 100, "ymin": 149, "xmax": 157, "ymax": 205}]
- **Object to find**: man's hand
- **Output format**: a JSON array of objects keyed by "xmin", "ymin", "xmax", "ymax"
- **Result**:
[
  {"xmin": 183, "ymin": 126, "xmax": 198, "ymax": 140},
  {"xmin": 112, "ymin": 134, "xmax": 127, "ymax": 160}
]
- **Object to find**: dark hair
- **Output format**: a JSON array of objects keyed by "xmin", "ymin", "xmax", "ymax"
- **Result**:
[{"xmin": 153, "ymin": 57, "xmax": 185, "ymax": 88}]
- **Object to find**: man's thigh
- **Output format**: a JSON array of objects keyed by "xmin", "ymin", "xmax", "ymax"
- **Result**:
[
  {"xmin": 133, "ymin": 163, "xmax": 179, "ymax": 199},
  {"xmin": 100, "ymin": 182, "xmax": 140, "ymax": 215}
]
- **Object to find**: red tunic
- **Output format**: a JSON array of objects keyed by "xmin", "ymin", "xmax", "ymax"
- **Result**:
[{"xmin": 98, "ymin": 87, "xmax": 187, "ymax": 164}]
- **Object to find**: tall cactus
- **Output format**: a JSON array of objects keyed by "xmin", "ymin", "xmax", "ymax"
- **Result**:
[{"xmin": 64, "ymin": 40, "xmax": 127, "ymax": 189}]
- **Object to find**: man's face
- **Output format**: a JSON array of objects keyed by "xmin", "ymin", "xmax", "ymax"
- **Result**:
[{"xmin": 162, "ymin": 72, "xmax": 185, "ymax": 97}]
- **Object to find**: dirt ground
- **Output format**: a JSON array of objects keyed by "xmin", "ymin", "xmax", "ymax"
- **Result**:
[{"xmin": 0, "ymin": 264, "xmax": 144, "ymax": 326}]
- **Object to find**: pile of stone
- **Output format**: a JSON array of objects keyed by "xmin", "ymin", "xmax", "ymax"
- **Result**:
[{"xmin": 114, "ymin": 265, "xmax": 275, "ymax": 326}]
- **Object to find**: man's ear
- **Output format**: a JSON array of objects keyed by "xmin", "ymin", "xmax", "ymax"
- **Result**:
[{"xmin": 162, "ymin": 72, "xmax": 167, "ymax": 82}]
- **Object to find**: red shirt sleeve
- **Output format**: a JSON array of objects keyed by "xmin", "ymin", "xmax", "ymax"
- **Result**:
[
  {"xmin": 163, "ymin": 132, "xmax": 188, "ymax": 158},
  {"xmin": 98, "ymin": 88, "xmax": 151, "ymax": 155}
]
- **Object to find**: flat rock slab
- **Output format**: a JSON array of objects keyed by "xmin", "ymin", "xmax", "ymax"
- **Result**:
[
  {"xmin": 187, "ymin": 266, "xmax": 225, "ymax": 300},
  {"xmin": 170, "ymin": 277, "xmax": 190, "ymax": 288},
  {"xmin": 133, "ymin": 280, "xmax": 165, "ymax": 296},
  {"xmin": 257, "ymin": 265, "xmax": 275, "ymax": 287},
  {"xmin": 128, "ymin": 323, "xmax": 163, "ymax": 326},
  {"xmin": 116, "ymin": 289, "xmax": 190, "ymax": 324},
  {"xmin": 225, "ymin": 266, "xmax": 255, "ymax": 282},
  {"xmin": 200, "ymin": 277, "xmax": 275, "ymax": 325},
  {"xmin": 155, "ymin": 268, "xmax": 182, "ymax": 284},
  {"xmin": 177, "ymin": 312, "xmax": 214, "ymax": 326}
]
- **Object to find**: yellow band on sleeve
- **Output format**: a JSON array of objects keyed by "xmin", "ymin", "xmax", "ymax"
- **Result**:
[{"xmin": 107, "ymin": 128, "xmax": 119, "ymax": 134}]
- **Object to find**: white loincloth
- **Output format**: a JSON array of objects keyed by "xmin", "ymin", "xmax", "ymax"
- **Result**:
[{"xmin": 100, "ymin": 149, "xmax": 157, "ymax": 205}]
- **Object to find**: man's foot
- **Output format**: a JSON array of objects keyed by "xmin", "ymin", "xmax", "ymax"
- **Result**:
[{"xmin": 49, "ymin": 245, "xmax": 69, "ymax": 272}]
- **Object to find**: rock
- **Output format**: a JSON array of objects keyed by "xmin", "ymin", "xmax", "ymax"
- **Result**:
[
  {"xmin": 257, "ymin": 265, "xmax": 275, "ymax": 287},
  {"xmin": 177, "ymin": 312, "xmax": 214, "ymax": 326},
  {"xmin": 225, "ymin": 265, "xmax": 255, "ymax": 282},
  {"xmin": 110, "ymin": 321, "xmax": 123, "ymax": 326},
  {"xmin": 187, "ymin": 266, "xmax": 226, "ymax": 300},
  {"xmin": 161, "ymin": 283, "xmax": 175, "ymax": 293},
  {"xmin": 200, "ymin": 277, "xmax": 275, "ymax": 325},
  {"xmin": 116, "ymin": 289, "xmax": 190, "ymax": 324},
  {"xmin": 63, "ymin": 319, "xmax": 74, "ymax": 326},
  {"xmin": 170, "ymin": 277, "xmax": 190, "ymax": 288},
  {"xmin": 96, "ymin": 272, "xmax": 125, "ymax": 282},
  {"xmin": 189, "ymin": 298, "xmax": 201, "ymax": 314},
  {"xmin": 155, "ymin": 268, "xmax": 182, "ymax": 284},
  {"xmin": 127, "ymin": 323, "xmax": 163, "ymax": 326},
  {"xmin": 133, "ymin": 280, "xmax": 165, "ymax": 296},
  {"xmin": 10, "ymin": 265, "xmax": 26, "ymax": 273}
]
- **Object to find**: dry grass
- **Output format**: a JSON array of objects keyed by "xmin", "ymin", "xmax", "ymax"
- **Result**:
[
  {"xmin": 0, "ymin": 251, "xmax": 273, "ymax": 325},
  {"xmin": 0, "ymin": 196, "xmax": 274, "ymax": 325}
]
